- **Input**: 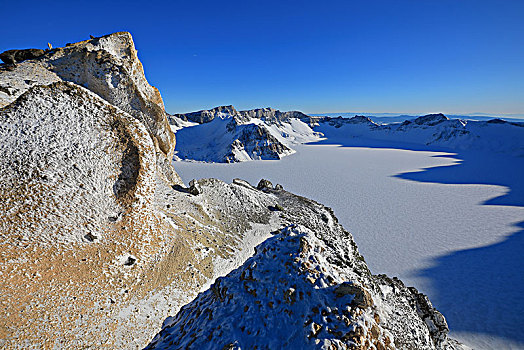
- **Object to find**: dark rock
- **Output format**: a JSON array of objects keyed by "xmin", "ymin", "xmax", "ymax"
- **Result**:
[
  {"xmin": 0, "ymin": 49, "xmax": 45, "ymax": 64},
  {"xmin": 486, "ymin": 118, "xmax": 507, "ymax": 124},
  {"xmin": 189, "ymin": 179, "xmax": 202, "ymax": 195},
  {"xmin": 413, "ymin": 113, "xmax": 449, "ymax": 126},
  {"xmin": 124, "ymin": 256, "xmax": 136, "ymax": 266},
  {"xmin": 275, "ymin": 184, "xmax": 284, "ymax": 190},
  {"xmin": 257, "ymin": 179, "xmax": 273, "ymax": 190},
  {"xmin": 173, "ymin": 105, "xmax": 238, "ymax": 124},
  {"xmin": 84, "ymin": 232, "xmax": 98, "ymax": 242},
  {"xmin": 268, "ymin": 204, "xmax": 284, "ymax": 212}
]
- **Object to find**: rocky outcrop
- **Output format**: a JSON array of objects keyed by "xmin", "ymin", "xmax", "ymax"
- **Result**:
[
  {"xmin": 225, "ymin": 121, "xmax": 292, "ymax": 162},
  {"xmin": 411, "ymin": 113, "xmax": 449, "ymax": 126},
  {"xmin": 0, "ymin": 32, "xmax": 180, "ymax": 184},
  {"xmin": 0, "ymin": 82, "xmax": 156, "ymax": 243},
  {"xmin": 173, "ymin": 105, "xmax": 315, "ymax": 126},
  {"xmin": 238, "ymin": 107, "xmax": 313, "ymax": 125},
  {"xmin": 173, "ymin": 105, "xmax": 239, "ymax": 124},
  {"xmin": 324, "ymin": 115, "xmax": 378, "ymax": 128},
  {"xmin": 171, "ymin": 106, "xmax": 321, "ymax": 162},
  {"xmin": 146, "ymin": 185, "xmax": 466, "ymax": 350},
  {"xmin": 172, "ymin": 111, "xmax": 295, "ymax": 163},
  {"xmin": 0, "ymin": 48, "xmax": 45, "ymax": 64}
]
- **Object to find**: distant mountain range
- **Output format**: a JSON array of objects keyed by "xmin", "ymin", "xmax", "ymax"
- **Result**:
[
  {"xmin": 313, "ymin": 112, "xmax": 524, "ymax": 125},
  {"xmin": 170, "ymin": 107, "xmax": 524, "ymax": 163}
]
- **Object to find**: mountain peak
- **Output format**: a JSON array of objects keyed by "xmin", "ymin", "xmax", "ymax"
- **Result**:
[{"xmin": 413, "ymin": 113, "xmax": 449, "ymax": 126}]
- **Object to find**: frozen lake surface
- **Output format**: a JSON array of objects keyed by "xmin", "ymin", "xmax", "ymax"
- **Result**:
[{"xmin": 174, "ymin": 143, "xmax": 524, "ymax": 349}]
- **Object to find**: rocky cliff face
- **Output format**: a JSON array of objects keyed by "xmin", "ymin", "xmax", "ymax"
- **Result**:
[
  {"xmin": 0, "ymin": 32, "xmax": 180, "ymax": 184},
  {"xmin": 1, "ymin": 33, "xmax": 465, "ymax": 349}
]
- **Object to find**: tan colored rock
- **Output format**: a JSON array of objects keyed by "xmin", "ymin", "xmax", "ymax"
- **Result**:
[
  {"xmin": 334, "ymin": 283, "xmax": 374, "ymax": 309},
  {"xmin": 0, "ymin": 32, "xmax": 181, "ymax": 185},
  {"xmin": 0, "ymin": 82, "xmax": 156, "ymax": 243}
]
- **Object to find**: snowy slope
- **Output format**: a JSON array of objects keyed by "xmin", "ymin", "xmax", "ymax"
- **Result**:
[
  {"xmin": 146, "ymin": 183, "xmax": 466, "ymax": 350},
  {"xmin": 174, "ymin": 143, "xmax": 524, "ymax": 350},
  {"xmin": 173, "ymin": 111, "xmax": 524, "ymax": 163},
  {"xmin": 316, "ymin": 114, "xmax": 524, "ymax": 156},
  {"xmin": 171, "ymin": 108, "xmax": 321, "ymax": 162}
]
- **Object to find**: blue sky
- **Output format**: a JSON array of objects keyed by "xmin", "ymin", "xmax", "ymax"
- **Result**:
[{"xmin": 1, "ymin": 0, "xmax": 523, "ymax": 115}]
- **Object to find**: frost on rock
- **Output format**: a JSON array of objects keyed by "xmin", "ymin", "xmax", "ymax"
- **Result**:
[
  {"xmin": 0, "ymin": 82, "xmax": 156, "ymax": 243},
  {"xmin": 0, "ymin": 32, "xmax": 181, "ymax": 184},
  {"xmin": 146, "ymin": 220, "xmax": 465, "ymax": 349}
]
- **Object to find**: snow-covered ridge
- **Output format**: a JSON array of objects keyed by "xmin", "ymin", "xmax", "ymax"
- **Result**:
[
  {"xmin": 172, "ymin": 109, "xmax": 524, "ymax": 162},
  {"xmin": 146, "ymin": 182, "xmax": 466, "ymax": 349},
  {"xmin": 318, "ymin": 113, "xmax": 524, "ymax": 156},
  {"xmin": 170, "ymin": 106, "xmax": 322, "ymax": 162}
]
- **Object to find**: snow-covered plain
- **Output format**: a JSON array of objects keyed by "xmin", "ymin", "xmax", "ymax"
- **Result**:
[{"xmin": 174, "ymin": 142, "xmax": 524, "ymax": 349}]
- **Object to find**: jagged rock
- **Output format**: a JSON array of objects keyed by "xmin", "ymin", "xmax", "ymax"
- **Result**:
[
  {"xmin": 238, "ymin": 107, "xmax": 313, "ymax": 125},
  {"xmin": 146, "ymin": 222, "xmax": 465, "ymax": 350},
  {"xmin": 173, "ymin": 105, "xmax": 239, "ymax": 123},
  {"xmin": 275, "ymin": 183, "xmax": 284, "ymax": 190},
  {"xmin": 171, "ymin": 105, "xmax": 324, "ymax": 163},
  {"xmin": 334, "ymin": 282, "xmax": 374, "ymax": 308},
  {"xmin": 0, "ymin": 48, "xmax": 45, "ymax": 64},
  {"xmin": 257, "ymin": 179, "xmax": 273, "ymax": 190},
  {"xmin": 0, "ymin": 32, "xmax": 181, "ymax": 184},
  {"xmin": 173, "ymin": 106, "xmax": 312, "ymax": 126},
  {"xmin": 232, "ymin": 178, "xmax": 256, "ymax": 190},
  {"xmin": 224, "ymin": 123, "xmax": 292, "ymax": 162},
  {"xmin": 188, "ymin": 179, "xmax": 202, "ymax": 195}
]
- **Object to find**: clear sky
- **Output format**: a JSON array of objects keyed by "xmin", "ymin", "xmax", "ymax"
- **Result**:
[{"xmin": 1, "ymin": 0, "xmax": 523, "ymax": 115}]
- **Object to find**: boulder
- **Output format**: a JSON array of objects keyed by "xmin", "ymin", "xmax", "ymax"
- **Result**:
[
  {"xmin": 188, "ymin": 179, "xmax": 202, "ymax": 195},
  {"xmin": 257, "ymin": 179, "xmax": 273, "ymax": 190},
  {"xmin": 0, "ymin": 48, "xmax": 45, "ymax": 64}
]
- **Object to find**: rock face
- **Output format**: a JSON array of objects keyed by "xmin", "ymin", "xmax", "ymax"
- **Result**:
[
  {"xmin": 0, "ymin": 48, "xmax": 45, "ymax": 64},
  {"xmin": 0, "ymin": 82, "xmax": 156, "ymax": 243},
  {"xmin": 0, "ymin": 32, "xmax": 180, "ymax": 184},
  {"xmin": 173, "ymin": 105, "xmax": 239, "ymax": 124}
]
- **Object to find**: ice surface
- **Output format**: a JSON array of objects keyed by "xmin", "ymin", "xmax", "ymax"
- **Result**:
[{"xmin": 174, "ymin": 143, "xmax": 524, "ymax": 350}]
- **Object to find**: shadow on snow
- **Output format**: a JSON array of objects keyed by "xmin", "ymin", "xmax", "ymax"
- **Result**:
[{"xmin": 309, "ymin": 135, "xmax": 524, "ymax": 345}]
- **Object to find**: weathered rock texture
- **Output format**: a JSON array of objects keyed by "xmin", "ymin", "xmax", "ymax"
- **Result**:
[
  {"xmin": 0, "ymin": 82, "xmax": 156, "ymax": 243},
  {"xmin": 0, "ymin": 32, "xmax": 180, "ymax": 184},
  {"xmin": 146, "ymin": 184, "xmax": 467, "ymax": 350}
]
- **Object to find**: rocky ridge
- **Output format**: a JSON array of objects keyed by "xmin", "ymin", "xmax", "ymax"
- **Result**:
[
  {"xmin": 172, "ymin": 107, "xmax": 524, "ymax": 161},
  {"xmin": 1, "ymin": 33, "xmax": 466, "ymax": 349},
  {"xmin": 171, "ymin": 106, "xmax": 322, "ymax": 162}
]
